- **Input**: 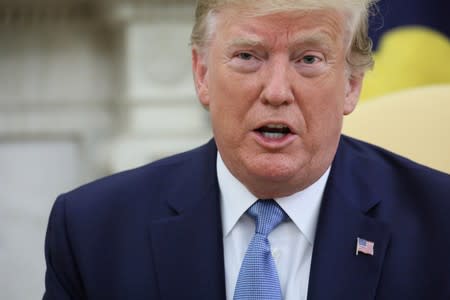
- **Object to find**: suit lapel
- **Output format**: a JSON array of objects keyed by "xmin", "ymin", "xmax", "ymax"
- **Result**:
[
  {"xmin": 307, "ymin": 137, "xmax": 392, "ymax": 300},
  {"xmin": 149, "ymin": 140, "xmax": 226, "ymax": 300},
  {"xmin": 307, "ymin": 191, "xmax": 391, "ymax": 300}
]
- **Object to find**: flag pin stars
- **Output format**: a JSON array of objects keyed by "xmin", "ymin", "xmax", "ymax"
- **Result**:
[{"xmin": 356, "ymin": 237, "xmax": 375, "ymax": 256}]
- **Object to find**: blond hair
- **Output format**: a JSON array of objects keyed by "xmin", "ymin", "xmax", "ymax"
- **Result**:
[{"xmin": 191, "ymin": 0, "xmax": 377, "ymax": 72}]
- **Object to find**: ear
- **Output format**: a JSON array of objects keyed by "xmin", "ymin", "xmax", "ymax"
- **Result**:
[
  {"xmin": 343, "ymin": 73, "xmax": 364, "ymax": 115},
  {"xmin": 192, "ymin": 47, "xmax": 210, "ymax": 109}
]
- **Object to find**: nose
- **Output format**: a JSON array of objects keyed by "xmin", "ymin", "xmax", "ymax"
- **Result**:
[{"xmin": 260, "ymin": 57, "xmax": 295, "ymax": 106}]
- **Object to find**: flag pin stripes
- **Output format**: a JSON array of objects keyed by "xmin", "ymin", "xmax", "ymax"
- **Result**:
[{"xmin": 356, "ymin": 237, "xmax": 374, "ymax": 256}]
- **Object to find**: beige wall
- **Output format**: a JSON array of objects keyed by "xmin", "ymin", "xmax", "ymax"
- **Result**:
[{"xmin": 0, "ymin": 1, "xmax": 210, "ymax": 298}]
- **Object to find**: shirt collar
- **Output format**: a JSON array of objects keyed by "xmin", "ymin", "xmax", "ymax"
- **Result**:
[{"xmin": 217, "ymin": 151, "xmax": 330, "ymax": 245}]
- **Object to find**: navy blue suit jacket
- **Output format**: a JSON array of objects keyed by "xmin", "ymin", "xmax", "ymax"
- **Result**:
[{"xmin": 44, "ymin": 136, "xmax": 450, "ymax": 299}]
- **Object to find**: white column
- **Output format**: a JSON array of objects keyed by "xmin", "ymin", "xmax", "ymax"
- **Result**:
[{"xmin": 105, "ymin": 2, "xmax": 212, "ymax": 172}]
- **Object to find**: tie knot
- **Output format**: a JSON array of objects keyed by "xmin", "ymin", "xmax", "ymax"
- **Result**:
[{"xmin": 247, "ymin": 199, "xmax": 287, "ymax": 236}]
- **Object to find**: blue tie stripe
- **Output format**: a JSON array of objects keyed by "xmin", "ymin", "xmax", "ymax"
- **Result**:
[
  {"xmin": 233, "ymin": 199, "xmax": 287, "ymax": 300},
  {"xmin": 248, "ymin": 199, "xmax": 287, "ymax": 236}
]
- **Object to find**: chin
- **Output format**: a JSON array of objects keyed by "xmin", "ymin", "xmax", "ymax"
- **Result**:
[
  {"xmin": 246, "ymin": 155, "xmax": 306, "ymax": 183},
  {"xmin": 237, "ymin": 152, "xmax": 319, "ymax": 198}
]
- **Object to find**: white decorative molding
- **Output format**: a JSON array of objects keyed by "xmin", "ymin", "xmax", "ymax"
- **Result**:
[
  {"xmin": 124, "ymin": 22, "xmax": 196, "ymax": 102},
  {"xmin": 126, "ymin": 103, "xmax": 208, "ymax": 134},
  {"xmin": 105, "ymin": 1, "xmax": 211, "ymax": 172},
  {"xmin": 0, "ymin": 25, "xmax": 119, "ymax": 104}
]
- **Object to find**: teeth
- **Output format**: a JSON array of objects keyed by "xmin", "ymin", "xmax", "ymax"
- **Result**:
[
  {"xmin": 266, "ymin": 124, "xmax": 288, "ymax": 129},
  {"xmin": 262, "ymin": 132, "xmax": 286, "ymax": 139}
]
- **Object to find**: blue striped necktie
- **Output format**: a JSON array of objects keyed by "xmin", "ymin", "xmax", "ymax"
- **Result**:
[{"xmin": 233, "ymin": 199, "xmax": 287, "ymax": 300}]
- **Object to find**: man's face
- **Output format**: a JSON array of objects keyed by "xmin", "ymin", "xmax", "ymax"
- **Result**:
[{"xmin": 192, "ymin": 7, "xmax": 363, "ymax": 198}]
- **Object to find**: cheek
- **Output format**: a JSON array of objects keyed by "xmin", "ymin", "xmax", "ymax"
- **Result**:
[
  {"xmin": 207, "ymin": 78, "xmax": 245, "ymax": 142},
  {"xmin": 298, "ymin": 78, "xmax": 346, "ymax": 138},
  {"xmin": 310, "ymin": 72, "xmax": 347, "ymax": 111},
  {"xmin": 209, "ymin": 69, "xmax": 259, "ymax": 120}
]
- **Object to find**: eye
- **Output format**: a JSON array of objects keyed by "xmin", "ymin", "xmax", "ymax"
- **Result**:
[
  {"xmin": 294, "ymin": 52, "xmax": 327, "ymax": 77},
  {"xmin": 237, "ymin": 52, "xmax": 254, "ymax": 61},
  {"xmin": 228, "ymin": 50, "xmax": 262, "ymax": 73},
  {"xmin": 301, "ymin": 55, "xmax": 321, "ymax": 64}
]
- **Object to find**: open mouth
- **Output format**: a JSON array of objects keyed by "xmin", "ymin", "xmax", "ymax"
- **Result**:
[{"xmin": 255, "ymin": 124, "xmax": 292, "ymax": 139}]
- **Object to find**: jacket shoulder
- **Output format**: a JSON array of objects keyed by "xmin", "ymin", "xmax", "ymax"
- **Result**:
[
  {"xmin": 338, "ymin": 135, "xmax": 450, "ymax": 214},
  {"xmin": 340, "ymin": 135, "xmax": 450, "ymax": 182}
]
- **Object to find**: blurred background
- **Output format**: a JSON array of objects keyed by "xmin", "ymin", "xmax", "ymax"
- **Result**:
[{"xmin": 0, "ymin": 0, "xmax": 448, "ymax": 299}]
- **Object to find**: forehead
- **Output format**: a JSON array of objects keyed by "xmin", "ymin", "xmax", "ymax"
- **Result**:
[{"xmin": 212, "ymin": 8, "xmax": 347, "ymax": 48}]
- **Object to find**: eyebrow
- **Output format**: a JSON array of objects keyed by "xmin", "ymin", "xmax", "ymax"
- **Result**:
[
  {"xmin": 226, "ymin": 36, "xmax": 264, "ymax": 49},
  {"xmin": 288, "ymin": 31, "xmax": 336, "ymax": 52}
]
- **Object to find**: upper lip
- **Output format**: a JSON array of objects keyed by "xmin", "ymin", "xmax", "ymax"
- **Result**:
[{"xmin": 253, "ymin": 121, "xmax": 296, "ymax": 134}]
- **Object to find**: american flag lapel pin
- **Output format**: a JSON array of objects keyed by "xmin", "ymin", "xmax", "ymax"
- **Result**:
[{"xmin": 356, "ymin": 237, "xmax": 375, "ymax": 256}]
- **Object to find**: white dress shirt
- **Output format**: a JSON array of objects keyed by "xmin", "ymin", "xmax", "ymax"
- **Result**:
[{"xmin": 217, "ymin": 152, "xmax": 330, "ymax": 300}]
